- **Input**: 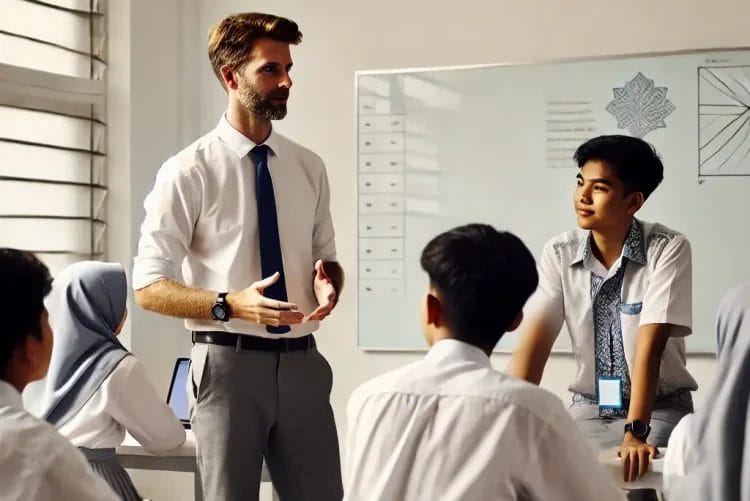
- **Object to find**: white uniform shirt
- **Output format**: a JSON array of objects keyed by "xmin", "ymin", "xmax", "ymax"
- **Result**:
[
  {"xmin": 663, "ymin": 413, "xmax": 695, "ymax": 494},
  {"xmin": 57, "ymin": 355, "xmax": 186, "ymax": 452},
  {"xmin": 0, "ymin": 380, "xmax": 119, "ymax": 501},
  {"xmin": 344, "ymin": 339, "xmax": 624, "ymax": 501},
  {"xmin": 132, "ymin": 115, "xmax": 337, "ymax": 338},
  {"xmin": 525, "ymin": 220, "xmax": 697, "ymax": 397}
]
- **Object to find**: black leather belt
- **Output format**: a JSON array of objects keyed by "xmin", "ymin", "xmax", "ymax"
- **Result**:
[{"xmin": 192, "ymin": 331, "xmax": 315, "ymax": 352}]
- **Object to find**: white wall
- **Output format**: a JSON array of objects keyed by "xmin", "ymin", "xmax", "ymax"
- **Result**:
[{"xmin": 110, "ymin": 1, "xmax": 749, "ymax": 499}]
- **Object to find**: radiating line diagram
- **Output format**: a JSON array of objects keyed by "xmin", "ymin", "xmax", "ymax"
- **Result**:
[{"xmin": 699, "ymin": 66, "xmax": 750, "ymax": 176}]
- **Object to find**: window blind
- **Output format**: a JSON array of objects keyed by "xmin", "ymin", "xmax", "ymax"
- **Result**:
[{"xmin": 0, "ymin": 0, "xmax": 107, "ymax": 275}]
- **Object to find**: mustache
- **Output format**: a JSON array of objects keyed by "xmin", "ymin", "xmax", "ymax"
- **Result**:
[{"xmin": 268, "ymin": 89, "xmax": 290, "ymax": 99}]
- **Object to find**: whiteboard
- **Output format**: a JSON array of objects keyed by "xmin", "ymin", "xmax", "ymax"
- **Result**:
[{"xmin": 356, "ymin": 48, "xmax": 750, "ymax": 353}]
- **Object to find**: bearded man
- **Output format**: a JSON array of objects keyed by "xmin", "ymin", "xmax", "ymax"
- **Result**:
[{"xmin": 132, "ymin": 12, "xmax": 344, "ymax": 501}]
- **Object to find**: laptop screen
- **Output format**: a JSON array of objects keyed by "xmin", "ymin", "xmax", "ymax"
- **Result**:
[{"xmin": 166, "ymin": 358, "xmax": 190, "ymax": 423}]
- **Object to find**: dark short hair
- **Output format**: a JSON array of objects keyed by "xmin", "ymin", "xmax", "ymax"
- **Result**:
[
  {"xmin": 574, "ymin": 135, "xmax": 664, "ymax": 199},
  {"xmin": 0, "ymin": 249, "xmax": 52, "ymax": 378},
  {"xmin": 420, "ymin": 224, "xmax": 538, "ymax": 349}
]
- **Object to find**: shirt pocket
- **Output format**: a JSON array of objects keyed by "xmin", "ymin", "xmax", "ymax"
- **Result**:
[{"xmin": 620, "ymin": 301, "xmax": 643, "ymax": 315}]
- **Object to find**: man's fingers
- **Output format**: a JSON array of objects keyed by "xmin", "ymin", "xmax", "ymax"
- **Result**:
[
  {"xmin": 622, "ymin": 453, "xmax": 630, "ymax": 482},
  {"xmin": 305, "ymin": 303, "xmax": 332, "ymax": 321},
  {"xmin": 278, "ymin": 310, "xmax": 305, "ymax": 324},
  {"xmin": 638, "ymin": 449, "xmax": 649, "ymax": 479},
  {"xmin": 254, "ymin": 271, "xmax": 280, "ymax": 291},
  {"xmin": 305, "ymin": 305, "xmax": 325, "ymax": 321},
  {"xmin": 315, "ymin": 259, "xmax": 330, "ymax": 281},
  {"xmin": 629, "ymin": 451, "xmax": 638, "ymax": 482},
  {"xmin": 249, "ymin": 307, "xmax": 304, "ymax": 325},
  {"xmin": 258, "ymin": 296, "xmax": 299, "ymax": 311}
]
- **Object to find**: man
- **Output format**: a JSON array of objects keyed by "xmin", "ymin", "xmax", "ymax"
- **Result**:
[
  {"xmin": 509, "ymin": 135, "xmax": 697, "ymax": 482},
  {"xmin": 133, "ymin": 13, "xmax": 343, "ymax": 501},
  {"xmin": 0, "ymin": 248, "xmax": 118, "ymax": 501},
  {"xmin": 344, "ymin": 224, "xmax": 623, "ymax": 500}
]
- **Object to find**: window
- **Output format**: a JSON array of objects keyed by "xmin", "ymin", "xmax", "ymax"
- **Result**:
[{"xmin": 0, "ymin": 0, "xmax": 107, "ymax": 275}]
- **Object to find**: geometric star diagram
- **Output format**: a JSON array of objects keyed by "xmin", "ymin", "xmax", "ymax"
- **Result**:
[{"xmin": 605, "ymin": 72, "xmax": 676, "ymax": 138}]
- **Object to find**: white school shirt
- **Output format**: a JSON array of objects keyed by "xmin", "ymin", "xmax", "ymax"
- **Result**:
[
  {"xmin": 132, "ymin": 115, "xmax": 337, "ymax": 338},
  {"xmin": 344, "ymin": 339, "xmax": 624, "ymax": 501},
  {"xmin": 663, "ymin": 413, "xmax": 695, "ymax": 495},
  {"xmin": 57, "ymin": 355, "xmax": 186, "ymax": 452},
  {"xmin": 524, "ymin": 220, "xmax": 698, "ymax": 398},
  {"xmin": 0, "ymin": 380, "xmax": 119, "ymax": 501}
]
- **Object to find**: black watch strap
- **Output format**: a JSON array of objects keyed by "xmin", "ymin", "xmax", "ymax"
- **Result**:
[
  {"xmin": 211, "ymin": 292, "xmax": 230, "ymax": 321},
  {"xmin": 624, "ymin": 420, "xmax": 651, "ymax": 440}
]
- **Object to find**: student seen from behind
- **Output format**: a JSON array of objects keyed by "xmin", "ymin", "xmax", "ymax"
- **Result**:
[{"xmin": 344, "ymin": 224, "xmax": 624, "ymax": 500}]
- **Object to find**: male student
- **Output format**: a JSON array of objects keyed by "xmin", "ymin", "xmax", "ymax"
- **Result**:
[
  {"xmin": 0, "ymin": 248, "xmax": 118, "ymax": 501},
  {"xmin": 509, "ymin": 135, "xmax": 697, "ymax": 482},
  {"xmin": 344, "ymin": 224, "xmax": 624, "ymax": 500}
]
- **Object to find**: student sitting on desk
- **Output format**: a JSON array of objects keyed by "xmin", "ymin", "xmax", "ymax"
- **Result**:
[
  {"xmin": 344, "ymin": 224, "xmax": 623, "ymax": 500},
  {"xmin": 664, "ymin": 281, "xmax": 750, "ymax": 501},
  {"xmin": 0, "ymin": 249, "xmax": 118, "ymax": 501},
  {"xmin": 509, "ymin": 135, "xmax": 697, "ymax": 482},
  {"xmin": 29, "ymin": 261, "xmax": 186, "ymax": 501}
]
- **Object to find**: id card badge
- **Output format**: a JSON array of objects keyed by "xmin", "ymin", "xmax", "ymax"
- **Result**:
[{"xmin": 597, "ymin": 376, "xmax": 624, "ymax": 409}]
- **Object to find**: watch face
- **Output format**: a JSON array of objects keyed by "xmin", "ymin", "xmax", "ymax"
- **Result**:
[
  {"xmin": 212, "ymin": 304, "xmax": 227, "ymax": 321},
  {"xmin": 632, "ymin": 420, "xmax": 649, "ymax": 437}
]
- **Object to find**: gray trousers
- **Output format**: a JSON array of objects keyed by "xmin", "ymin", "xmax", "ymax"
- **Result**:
[
  {"xmin": 569, "ymin": 391, "xmax": 694, "ymax": 447},
  {"xmin": 189, "ymin": 342, "xmax": 343, "ymax": 501}
]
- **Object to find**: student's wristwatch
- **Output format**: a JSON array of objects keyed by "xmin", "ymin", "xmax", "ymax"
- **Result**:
[
  {"xmin": 211, "ymin": 292, "xmax": 231, "ymax": 322},
  {"xmin": 624, "ymin": 420, "xmax": 651, "ymax": 440}
]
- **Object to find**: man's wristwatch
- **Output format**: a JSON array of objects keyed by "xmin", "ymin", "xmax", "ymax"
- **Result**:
[
  {"xmin": 624, "ymin": 420, "xmax": 651, "ymax": 440},
  {"xmin": 211, "ymin": 292, "xmax": 231, "ymax": 322}
]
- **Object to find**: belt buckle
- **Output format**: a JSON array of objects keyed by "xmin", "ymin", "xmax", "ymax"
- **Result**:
[{"xmin": 283, "ymin": 337, "xmax": 292, "ymax": 352}]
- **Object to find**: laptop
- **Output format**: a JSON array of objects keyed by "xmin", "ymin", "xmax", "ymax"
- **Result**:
[{"xmin": 166, "ymin": 357, "xmax": 191, "ymax": 429}]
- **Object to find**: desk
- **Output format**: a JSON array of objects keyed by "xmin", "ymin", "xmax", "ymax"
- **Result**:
[{"xmin": 116, "ymin": 431, "xmax": 277, "ymax": 501}]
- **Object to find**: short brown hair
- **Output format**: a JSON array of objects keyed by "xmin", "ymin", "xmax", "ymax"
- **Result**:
[{"xmin": 208, "ymin": 12, "xmax": 302, "ymax": 89}]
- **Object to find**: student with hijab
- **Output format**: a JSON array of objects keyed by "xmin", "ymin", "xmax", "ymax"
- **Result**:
[
  {"xmin": 30, "ymin": 261, "xmax": 186, "ymax": 500},
  {"xmin": 664, "ymin": 281, "xmax": 750, "ymax": 500}
]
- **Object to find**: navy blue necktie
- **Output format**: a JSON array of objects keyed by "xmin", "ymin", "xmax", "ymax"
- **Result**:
[{"xmin": 250, "ymin": 145, "xmax": 290, "ymax": 334}]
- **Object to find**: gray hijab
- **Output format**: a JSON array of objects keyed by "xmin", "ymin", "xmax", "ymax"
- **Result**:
[
  {"xmin": 35, "ymin": 261, "xmax": 130, "ymax": 426},
  {"xmin": 672, "ymin": 281, "xmax": 750, "ymax": 501}
]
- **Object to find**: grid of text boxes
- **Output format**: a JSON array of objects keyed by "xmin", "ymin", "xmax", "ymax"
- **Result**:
[{"xmin": 358, "ymin": 83, "xmax": 406, "ymax": 298}]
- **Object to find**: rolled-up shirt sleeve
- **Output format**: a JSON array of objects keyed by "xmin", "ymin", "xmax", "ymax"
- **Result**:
[
  {"xmin": 312, "ymin": 159, "xmax": 337, "ymax": 263},
  {"xmin": 132, "ymin": 158, "xmax": 199, "ymax": 290}
]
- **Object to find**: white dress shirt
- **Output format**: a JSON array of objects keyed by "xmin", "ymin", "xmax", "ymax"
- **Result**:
[
  {"xmin": 524, "ymin": 220, "xmax": 697, "ymax": 397},
  {"xmin": 0, "ymin": 380, "xmax": 119, "ymax": 501},
  {"xmin": 344, "ymin": 339, "xmax": 624, "ymax": 501},
  {"xmin": 133, "ymin": 115, "xmax": 337, "ymax": 338},
  {"xmin": 57, "ymin": 355, "xmax": 186, "ymax": 452}
]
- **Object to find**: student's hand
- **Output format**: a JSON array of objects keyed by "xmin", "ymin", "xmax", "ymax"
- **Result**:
[
  {"xmin": 227, "ymin": 272, "xmax": 304, "ymax": 326},
  {"xmin": 618, "ymin": 432, "xmax": 658, "ymax": 482},
  {"xmin": 305, "ymin": 260, "xmax": 337, "ymax": 322}
]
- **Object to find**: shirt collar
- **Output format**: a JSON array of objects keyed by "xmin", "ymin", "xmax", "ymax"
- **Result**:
[
  {"xmin": 214, "ymin": 114, "xmax": 282, "ymax": 159},
  {"xmin": 622, "ymin": 219, "xmax": 647, "ymax": 265},
  {"xmin": 424, "ymin": 338, "xmax": 491, "ymax": 367},
  {"xmin": 571, "ymin": 219, "xmax": 647, "ymax": 268},
  {"xmin": 0, "ymin": 380, "xmax": 22, "ymax": 410}
]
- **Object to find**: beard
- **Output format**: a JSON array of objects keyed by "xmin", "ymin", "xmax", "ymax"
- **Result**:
[{"xmin": 237, "ymin": 78, "xmax": 289, "ymax": 120}]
